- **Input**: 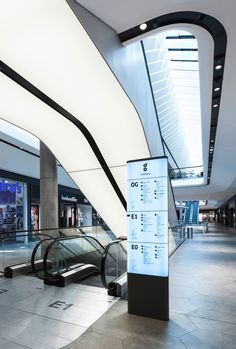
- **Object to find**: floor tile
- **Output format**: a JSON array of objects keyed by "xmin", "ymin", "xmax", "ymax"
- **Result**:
[
  {"xmin": 180, "ymin": 328, "xmax": 236, "ymax": 349},
  {"xmin": 122, "ymin": 333, "xmax": 186, "ymax": 349},
  {"xmin": 62, "ymin": 331, "xmax": 123, "ymax": 349},
  {"xmin": 0, "ymin": 337, "xmax": 29, "ymax": 349},
  {"xmin": 188, "ymin": 315, "xmax": 236, "ymax": 336},
  {"xmin": 0, "ymin": 275, "xmax": 118, "ymax": 348}
]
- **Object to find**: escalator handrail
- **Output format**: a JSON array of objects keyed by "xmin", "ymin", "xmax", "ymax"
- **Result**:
[
  {"xmin": 42, "ymin": 235, "xmax": 106, "ymax": 280},
  {"xmin": 31, "ymin": 234, "xmax": 106, "ymax": 280},
  {"xmin": 101, "ymin": 239, "xmax": 127, "ymax": 289},
  {"xmin": 31, "ymin": 237, "xmax": 80, "ymax": 280},
  {"xmin": 30, "ymin": 232, "xmax": 77, "ymax": 279},
  {"xmin": 31, "ymin": 237, "xmax": 55, "ymax": 279}
]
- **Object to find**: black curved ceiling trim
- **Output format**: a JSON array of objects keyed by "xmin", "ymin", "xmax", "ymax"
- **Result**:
[
  {"xmin": 0, "ymin": 138, "xmax": 40, "ymax": 158},
  {"xmin": 0, "ymin": 60, "xmax": 127, "ymax": 210},
  {"xmin": 119, "ymin": 11, "xmax": 227, "ymax": 184}
]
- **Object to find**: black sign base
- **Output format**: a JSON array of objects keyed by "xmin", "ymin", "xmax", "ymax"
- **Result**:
[{"xmin": 128, "ymin": 273, "xmax": 169, "ymax": 321}]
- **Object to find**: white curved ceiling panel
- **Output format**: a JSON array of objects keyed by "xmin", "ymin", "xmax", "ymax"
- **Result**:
[
  {"xmin": 0, "ymin": 75, "xmax": 101, "ymax": 173},
  {"xmin": 0, "ymin": 72, "xmax": 127, "ymax": 236},
  {"xmin": 0, "ymin": 0, "xmax": 152, "ymax": 236},
  {"xmin": 0, "ymin": 0, "xmax": 150, "ymax": 168}
]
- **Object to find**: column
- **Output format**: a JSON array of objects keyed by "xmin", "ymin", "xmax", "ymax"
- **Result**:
[{"xmin": 40, "ymin": 141, "xmax": 58, "ymax": 233}]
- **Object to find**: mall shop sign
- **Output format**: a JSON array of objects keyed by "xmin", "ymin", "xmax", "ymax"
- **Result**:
[{"xmin": 0, "ymin": 179, "xmax": 22, "ymax": 194}]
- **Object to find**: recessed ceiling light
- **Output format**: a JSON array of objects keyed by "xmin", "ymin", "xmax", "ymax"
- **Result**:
[
  {"xmin": 214, "ymin": 87, "xmax": 220, "ymax": 92},
  {"xmin": 215, "ymin": 64, "xmax": 222, "ymax": 70},
  {"xmin": 213, "ymin": 104, "xmax": 218, "ymax": 108},
  {"xmin": 140, "ymin": 23, "xmax": 147, "ymax": 31}
]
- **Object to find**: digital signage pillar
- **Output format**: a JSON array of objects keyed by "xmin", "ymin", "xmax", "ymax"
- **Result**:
[{"xmin": 127, "ymin": 157, "xmax": 169, "ymax": 321}]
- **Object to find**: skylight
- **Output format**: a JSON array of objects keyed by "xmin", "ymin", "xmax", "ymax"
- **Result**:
[{"xmin": 142, "ymin": 30, "xmax": 203, "ymax": 173}]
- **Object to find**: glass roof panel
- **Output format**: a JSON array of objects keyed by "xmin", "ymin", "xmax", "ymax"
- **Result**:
[
  {"xmin": 142, "ymin": 29, "xmax": 203, "ymax": 170},
  {"xmin": 167, "ymin": 51, "xmax": 198, "ymax": 61},
  {"xmin": 169, "ymin": 61, "xmax": 199, "ymax": 70},
  {"xmin": 165, "ymin": 39, "xmax": 198, "ymax": 49}
]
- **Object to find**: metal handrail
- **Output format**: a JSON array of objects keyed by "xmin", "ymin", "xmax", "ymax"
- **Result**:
[
  {"xmin": 0, "ymin": 231, "xmax": 54, "ymax": 241},
  {"xmin": 0, "ymin": 224, "xmax": 103, "ymax": 236}
]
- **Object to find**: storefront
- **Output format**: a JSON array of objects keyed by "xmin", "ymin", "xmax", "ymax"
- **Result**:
[
  {"xmin": 0, "ymin": 170, "xmax": 104, "ymax": 234},
  {"xmin": 59, "ymin": 188, "xmax": 93, "ymax": 227},
  {"xmin": 199, "ymin": 210, "xmax": 216, "ymax": 223},
  {"xmin": 31, "ymin": 205, "xmax": 39, "ymax": 230},
  {"xmin": 0, "ymin": 177, "xmax": 28, "ymax": 235},
  {"xmin": 217, "ymin": 195, "xmax": 236, "ymax": 228}
]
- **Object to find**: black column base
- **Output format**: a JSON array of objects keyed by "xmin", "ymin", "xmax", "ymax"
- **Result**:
[{"xmin": 128, "ymin": 273, "xmax": 169, "ymax": 321}]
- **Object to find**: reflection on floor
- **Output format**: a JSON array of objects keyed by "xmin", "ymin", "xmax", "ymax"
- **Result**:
[
  {"xmin": 0, "ymin": 275, "xmax": 118, "ymax": 349},
  {"xmin": 64, "ymin": 224, "xmax": 236, "ymax": 349}
]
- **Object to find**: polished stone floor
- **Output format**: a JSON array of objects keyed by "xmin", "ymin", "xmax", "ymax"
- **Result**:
[
  {"xmin": 64, "ymin": 224, "xmax": 236, "ymax": 349},
  {"xmin": 0, "ymin": 275, "xmax": 118, "ymax": 349}
]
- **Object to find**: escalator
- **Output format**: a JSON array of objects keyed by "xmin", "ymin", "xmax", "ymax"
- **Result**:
[
  {"xmin": 183, "ymin": 201, "xmax": 199, "ymax": 224},
  {"xmin": 31, "ymin": 234, "xmax": 127, "ymax": 296},
  {"xmin": 1, "ymin": 225, "xmax": 114, "ymax": 278},
  {"xmin": 192, "ymin": 201, "xmax": 199, "ymax": 223},
  {"xmin": 43, "ymin": 235, "xmax": 105, "ymax": 287},
  {"xmin": 184, "ymin": 201, "xmax": 191, "ymax": 224},
  {"xmin": 2, "ymin": 227, "xmax": 128, "ymax": 296}
]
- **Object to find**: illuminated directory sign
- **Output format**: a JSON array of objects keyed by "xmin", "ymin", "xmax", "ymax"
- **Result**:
[{"xmin": 127, "ymin": 157, "xmax": 168, "ymax": 277}]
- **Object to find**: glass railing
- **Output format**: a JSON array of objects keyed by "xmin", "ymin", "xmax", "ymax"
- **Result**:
[
  {"xmin": 170, "ymin": 166, "xmax": 204, "ymax": 187},
  {"xmin": 58, "ymin": 224, "xmax": 116, "ymax": 246},
  {"xmin": 0, "ymin": 230, "xmax": 56, "ymax": 274},
  {"xmin": 169, "ymin": 166, "xmax": 203, "ymax": 180},
  {"xmin": 169, "ymin": 224, "xmax": 185, "ymax": 255},
  {"xmin": 101, "ymin": 239, "xmax": 127, "ymax": 290}
]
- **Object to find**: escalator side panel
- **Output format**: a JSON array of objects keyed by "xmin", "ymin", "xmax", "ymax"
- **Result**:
[{"xmin": 44, "ymin": 264, "xmax": 100, "ymax": 287}]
